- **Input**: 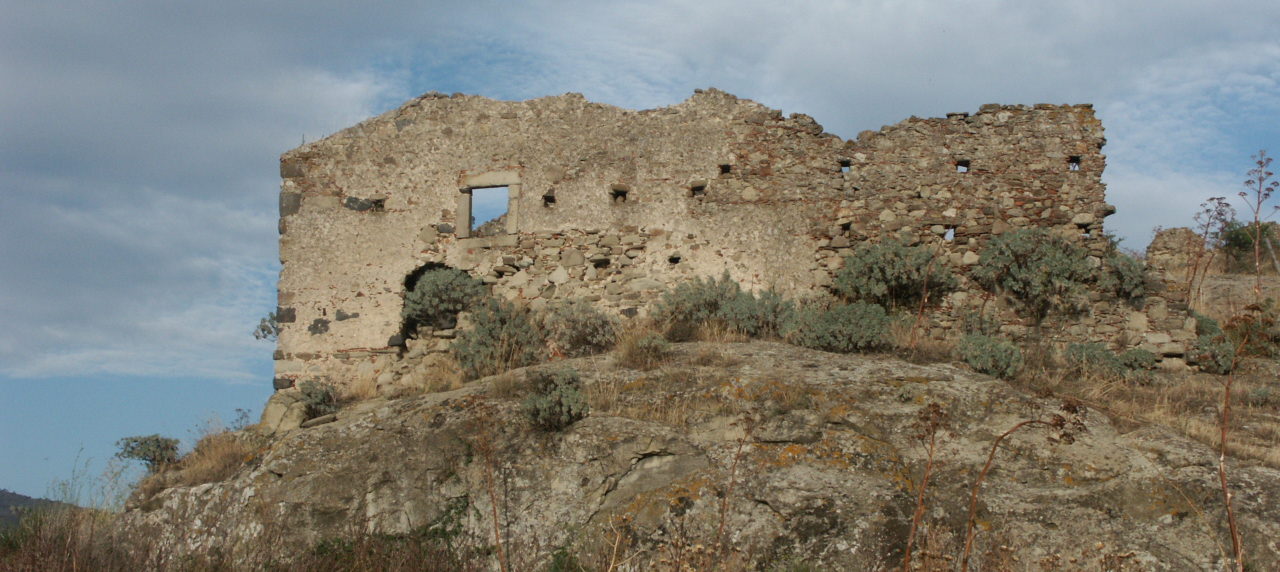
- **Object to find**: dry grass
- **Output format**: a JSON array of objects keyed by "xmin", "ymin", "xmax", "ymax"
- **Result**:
[
  {"xmin": 341, "ymin": 372, "xmax": 380, "ymax": 402},
  {"xmin": 695, "ymin": 321, "xmax": 750, "ymax": 343},
  {"xmin": 1019, "ymin": 357, "xmax": 1280, "ymax": 468},
  {"xmin": 614, "ymin": 324, "xmax": 673, "ymax": 371}
]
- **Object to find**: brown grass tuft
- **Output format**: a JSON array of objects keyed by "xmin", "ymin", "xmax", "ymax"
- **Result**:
[{"xmin": 613, "ymin": 323, "xmax": 672, "ymax": 371}]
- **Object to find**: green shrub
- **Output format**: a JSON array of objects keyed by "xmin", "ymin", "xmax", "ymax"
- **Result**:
[
  {"xmin": 716, "ymin": 288, "xmax": 795, "ymax": 338},
  {"xmin": 972, "ymin": 228, "xmax": 1094, "ymax": 323},
  {"xmin": 115, "ymin": 434, "xmax": 179, "ymax": 472},
  {"xmin": 1097, "ymin": 252, "xmax": 1148, "ymax": 301},
  {"xmin": 1064, "ymin": 343, "xmax": 1124, "ymax": 376},
  {"xmin": 651, "ymin": 273, "xmax": 740, "ymax": 329},
  {"xmin": 542, "ymin": 300, "xmax": 618, "ymax": 357},
  {"xmin": 402, "ymin": 267, "xmax": 486, "ymax": 332},
  {"xmin": 957, "ymin": 335, "xmax": 1023, "ymax": 379},
  {"xmin": 957, "ymin": 308, "xmax": 1002, "ymax": 336},
  {"xmin": 1191, "ymin": 334, "xmax": 1238, "ymax": 374},
  {"xmin": 522, "ymin": 368, "xmax": 590, "ymax": 431},
  {"xmin": 1223, "ymin": 300, "xmax": 1280, "ymax": 357},
  {"xmin": 452, "ymin": 299, "xmax": 546, "ymax": 380},
  {"xmin": 783, "ymin": 302, "xmax": 889, "ymax": 353},
  {"xmin": 833, "ymin": 238, "xmax": 957, "ymax": 309},
  {"xmin": 1192, "ymin": 311, "xmax": 1223, "ymax": 337},
  {"xmin": 1221, "ymin": 220, "xmax": 1275, "ymax": 272},
  {"xmin": 651, "ymin": 274, "xmax": 793, "ymax": 339},
  {"xmin": 299, "ymin": 381, "xmax": 339, "ymax": 418},
  {"xmin": 1117, "ymin": 348, "xmax": 1158, "ymax": 371}
]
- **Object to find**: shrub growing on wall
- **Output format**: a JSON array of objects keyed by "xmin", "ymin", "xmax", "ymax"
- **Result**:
[
  {"xmin": 833, "ymin": 238, "xmax": 958, "ymax": 310},
  {"xmin": 453, "ymin": 299, "xmax": 545, "ymax": 380},
  {"xmin": 401, "ymin": 266, "xmax": 486, "ymax": 333},
  {"xmin": 522, "ymin": 368, "xmax": 590, "ymax": 431},
  {"xmin": 1097, "ymin": 251, "xmax": 1149, "ymax": 302},
  {"xmin": 783, "ymin": 302, "xmax": 889, "ymax": 353},
  {"xmin": 971, "ymin": 228, "xmax": 1094, "ymax": 323}
]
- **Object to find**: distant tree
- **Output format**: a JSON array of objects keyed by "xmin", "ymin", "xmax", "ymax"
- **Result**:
[
  {"xmin": 253, "ymin": 311, "xmax": 281, "ymax": 342},
  {"xmin": 115, "ymin": 434, "xmax": 179, "ymax": 472}
]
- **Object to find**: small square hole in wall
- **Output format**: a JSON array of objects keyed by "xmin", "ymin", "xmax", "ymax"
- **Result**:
[
  {"xmin": 1068, "ymin": 156, "xmax": 1081, "ymax": 171},
  {"xmin": 542, "ymin": 194, "xmax": 556, "ymax": 207},
  {"xmin": 944, "ymin": 227, "xmax": 956, "ymax": 242},
  {"xmin": 610, "ymin": 185, "xmax": 629, "ymax": 204},
  {"xmin": 839, "ymin": 159, "xmax": 852, "ymax": 174},
  {"xmin": 668, "ymin": 255, "xmax": 682, "ymax": 265},
  {"xmin": 839, "ymin": 222, "xmax": 852, "ymax": 234},
  {"xmin": 955, "ymin": 160, "xmax": 970, "ymax": 173},
  {"xmin": 369, "ymin": 198, "xmax": 386, "ymax": 212},
  {"xmin": 690, "ymin": 183, "xmax": 706, "ymax": 197},
  {"xmin": 719, "ymin": 164, "xmax": 732, "ymax": 175}
]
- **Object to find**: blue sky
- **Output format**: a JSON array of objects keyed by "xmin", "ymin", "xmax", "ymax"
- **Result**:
[{"xmin": 2, "ymin": 0, "xmax": 1278, "ymax": 499}]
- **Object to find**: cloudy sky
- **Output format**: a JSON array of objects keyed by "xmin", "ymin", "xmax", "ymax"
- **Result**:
[{"xmin": 2, "ymin": 0, "xmax": 1278, "ymax": 498}]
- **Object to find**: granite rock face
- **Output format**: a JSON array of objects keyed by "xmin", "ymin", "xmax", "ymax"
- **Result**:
[{"xmin": 119, "ymin": 342, "xmax": 1280, "ymax": 570}]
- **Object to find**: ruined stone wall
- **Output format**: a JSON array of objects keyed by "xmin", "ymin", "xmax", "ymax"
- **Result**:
[{"xmin": 273, "ymin": 89, "xmax": 1187, "ymax": 390}]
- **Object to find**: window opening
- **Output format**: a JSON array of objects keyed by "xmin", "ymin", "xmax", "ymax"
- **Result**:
[
  {"xmin": 719, "ymin": 164, "xmax": 732, "ymax": 175},
  {"xmin": 592, "ymin": 258, "xmax": 611, "ymax": 269},
  {"xmin": 610, "ymin": 184, "xmax": 629, "ymax": 204},
  {"xmin": 689, "ymin": 182, "xmax": 707, "ymax": 197},
  {"xmin": 542, "ymin": 193, "xmax": 556, "ymax": 207},
  {"xmin": 839, "ymin": 222, "xmax": 852, "ymax": 233},
  {"xmin": 1068, "ymin": 156, "xmax": 1081, "ymax": 171},
  {"xmin": 668, "ymin": 255, "xmax": 682, "ymax": 265},
  {"xmin": 469, "ymin": 186, "xmax": 509, "ymax": 237},
  {"xmin": 955, "ymin": 160, "xmax": 970, "ymax": 173},
  {"xmin": 839, "ymin": 159, "xmax": 852, "ymax": 174},
  {"xmin": 944, "ymin": 227, "xmax": 956, "ymax": 242}
]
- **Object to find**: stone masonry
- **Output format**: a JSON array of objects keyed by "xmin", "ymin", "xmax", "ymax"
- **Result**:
[{"xmin": 273, "ymin": 88, "xmax": 1192, "ymax": 391}]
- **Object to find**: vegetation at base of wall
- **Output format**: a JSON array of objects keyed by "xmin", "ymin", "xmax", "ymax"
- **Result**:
[
  {"xmin": 614, "ymin": 328, "xmax": 672, "ymax": 370},
  {"xmin": 833, "ymin": 238, "xmax": 958, "ymax": 310},
  {"xmin": 651, "ymin": 273, "xmax": 794, "ymax": 340},
  {"xmin": 1063, "ymin": 343, "xmax": 1155, "ymax": 381},
  {"xmin": 401, "ymin": 266, "xmax": 486, "ymax": 333},
  {"xmin": 452, "ymin": 298, "xmax": 546, "ymax": 380},
  {"xmin": 541, "ymin": 300, "xmax": 618, "ymax": 357},
  {"xmin": 957, "ymin": 335, "xmax": 1023, "ymax": 379},
  {"xmin": 971, "ymin": 228, "xmax": 1094, "ymax": 323},
  {"xmin": 299, "ymin": 381, "xmax": 340, "ymax": 418},
  {"xmin": 1192, "ymin": 335, "xmax": 1239, "ymax": 375},
  {"xmin": 1222, "ymin": 300, "xmax": 1280, "ymax": 358},
  {"xmin": 115, "ymin": 434, "xmax": 179, "ymax": 472},
  {"xmin": 783, "ymin": 301, "xmax": 889, "ymax": 353},
  {"xmin": 522, "ymin": 368, "xmax": 590, "ymax": 431}
]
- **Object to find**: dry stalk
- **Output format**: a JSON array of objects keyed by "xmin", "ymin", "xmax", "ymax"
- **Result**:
[
  {"xmin": 902, "ymin": 403, "xmax": 947, "ymax": 572},
  {"xmin": 1217, "ymin": 338, "xmax": 1248, "ymax": 572},
  {"xmin": 960, "ymin": 401, "xmax": 1086, "ymax": 572},
  {"xmin": 470, "ymin": 411, "xmax": 510, "ymax": 572},
  {"xmin": 716, "ymin": 415, "xmax": 754, "ymax": 561}
]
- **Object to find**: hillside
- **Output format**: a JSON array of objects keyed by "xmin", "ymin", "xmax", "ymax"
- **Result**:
[
  {"xmin": 0, "ymin": 489, "xmax": 59, "ymax": 529},
  {"xmin": 114, "ymin": 341, "xmax": 1280, "ymax": 570}
]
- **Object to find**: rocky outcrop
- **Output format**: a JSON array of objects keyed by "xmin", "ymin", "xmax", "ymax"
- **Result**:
[{"xmin": 119, "ymin": 342, "xmax": 1280, "ymax": 570}]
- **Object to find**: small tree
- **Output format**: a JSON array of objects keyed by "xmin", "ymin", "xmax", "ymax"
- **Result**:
[
  {"xmin": 116, "ymin": 434, "xmax": 179, "ymax": 472},
  {"xmin": 253, "ymin": 311, "xmax": 281, "ymax": 341},
  {"xmin": 1240, "ymin": 150, "xmax": 1279, "ymax": 302}
]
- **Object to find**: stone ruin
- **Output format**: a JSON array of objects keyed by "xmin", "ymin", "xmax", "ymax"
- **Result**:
[{"xmin": 272, "ymin": 88, "xmax": 1199, "ymax": 392}]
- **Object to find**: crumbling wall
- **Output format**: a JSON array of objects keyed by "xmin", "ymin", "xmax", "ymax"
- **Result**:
[{"xmin": 273, "ymin": 89, "xmax": 1189, "ymax": 391}]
